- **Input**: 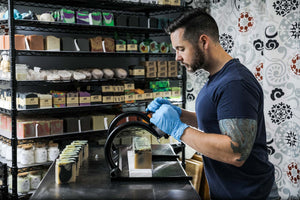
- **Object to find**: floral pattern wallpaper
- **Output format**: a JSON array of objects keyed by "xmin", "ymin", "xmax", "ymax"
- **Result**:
[{"xmin": 186, "ymin": 0, "xmax": 300, "ymax": 199}]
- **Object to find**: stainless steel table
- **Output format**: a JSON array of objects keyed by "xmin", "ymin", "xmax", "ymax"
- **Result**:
[{"xmin": 30, "ymin": 144, "xmax": 200, "ymax": 200}]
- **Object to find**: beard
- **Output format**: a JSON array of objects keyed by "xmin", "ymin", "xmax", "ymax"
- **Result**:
[{"xmin": 181, "ymin": 44, "xmax": 206, "ymax": 74}]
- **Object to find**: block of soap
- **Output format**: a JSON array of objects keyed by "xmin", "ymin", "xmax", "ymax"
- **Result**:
[
  {"xmin": 50, "ymin": 119, "xmax": 63, "ymax": 135},
  {"xmin": 76, "ymin": 10, "xmax": 89, "ymax": 24},
  {"xmin": 79, "ymin": 116, "xmax": 92, "ymax": 131},
  {"xmin": 103, "ymin": 12, "xmax": 114, "ymax": 26},
  {"xmin": 139, "ymin": 16, "xmax": 148, "ymax": 27},
  {"xmin": 55, "ymin": 159, "xmax": 76, "ymax": 184},
  {"xmin": 103, "ymin": 37, "xmax": 115, "ymax": 52},
  {"xmin": 45, "ymin": 36, "xmax": 60, "ymax": 51},
  {"xmin": 115, "ymin": 14, "xmax": 127, "ymax": 26},
  {"xmin": 60, "ymin": 8, "xmax": 75, "ymax": 23},
  {"xmin": 35, "ymin": 120, "xmax": 51, "ymax": 137},
  {"xmin": 3, "ymin": 34, "xmax": 26, "ymax": 50},
  {"xmin": 17, "ymin": 121, "xmax": 35, "ymax": 139},
  {"xmin": 74, "ymin": 38, "xmax": 89, "ymax": 51},
  {"xmin": 62, "ymin": 37, "xmax": 76, "ymax": 51},
  {"xmin": 64, "ymin": 117, "xmax": 79, "ymax": 133},
  {"xmin": 89, "ymin": 11, "xmax": 102, "ymax": 25},
  {"xmin": 128, "ymin": 16, "xmax": 139, "ymax": 27},
  {"xmin": 0, "ymin": 35, "xmax": 5, "ymax": 49},
  {"xmin": 89, "ymin": 36, "xmax": 103, "ymax": 52},
  {"xmin": 133, "ymin": 137, "xmax": 152, "ymax": 169},
  {"xmin": 26, "ymin": 35, "xmax": 44, "ymax": 50}
]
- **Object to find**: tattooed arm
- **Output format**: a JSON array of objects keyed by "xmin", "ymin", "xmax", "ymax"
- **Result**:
[{"xmin": 180, "ymin": 118, "xmax": 257, "ymax": 167}]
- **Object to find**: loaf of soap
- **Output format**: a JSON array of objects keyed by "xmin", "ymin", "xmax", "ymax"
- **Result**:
[
  {"xmin": 90, "ymin": 36, "xmax": 103, "ymax": 52},
  {"xmin": 45, "ymin": 36, "xmax": 60, "ymax": 51},
  {"xmin": 74, "ymin": 38, "xmax": 89, "ymax": 51},
  {"xmin": 50, "ymin": 119, "xmax": 63, "ymax": 135},
  {"xmin": 35, "ymin": 120, "xmax": 51, "ymax": 137},
  {"xmin": 62, "ymin": 37, "xmax": 76, "ymax": 51},
  {"xmin": 103, "ymin": 37, "xmax": 115, "ymax": 52},
  {"xmin": 26, "ymin": 35, "xmax": 44, "ymax": 50},
  {"xmin": 17, "ymin": 121, "xmax": 35, "ymax": 139},
  {"xmin": 133, "ymin": 137, "xmax": 152, "ymax": 169},
  {"xmin": 3, "ymin": 34, "xmax": 26, "ymax": 50}
]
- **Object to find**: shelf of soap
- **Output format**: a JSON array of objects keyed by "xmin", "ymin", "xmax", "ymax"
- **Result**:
[
  {"xmin": 0, "ymin": 155, "xmax": 52, "ymax": 169},
  {"xmin": 1, "ymin": 0, "xmax": 185, "ymax": 13},
  {"xmin": 0, "ymin": 19, "xmax": 169, "ymax": 35}
]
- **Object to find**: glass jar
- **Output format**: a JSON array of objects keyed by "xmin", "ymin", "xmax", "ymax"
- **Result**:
[
  {"xmin": 48, "ymin": 143, "xmax": 59, "ymax": 161},
  {"xmin": 1, "ymin": 140, "xmax": 7, "ymax": 158},
  {"xmin": 17, "ymin": 172, "xmax": 30, "ymax": 194},
  {"xmin": 35, "ymin": 143, "xmax": 47, "ymax": 163},
  {"xmin": 20, "ymin": 144, "xmax": 34, "ymax": 165},
  {"xmin": 29, "ymin": 170, "xmax": 41, "ymax": 190},
  {"xmin": 5, "ymin": 142, "xmax": 12, "ymax": 161},
  {"xmin": 17, "ymin": 144, "xmax": 23, "ymax": 163}
]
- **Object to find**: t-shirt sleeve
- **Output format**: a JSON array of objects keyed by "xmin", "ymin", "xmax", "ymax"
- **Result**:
[{"xmin": 216, "ymin": 80, "xmax": 260, "ymax": 120}]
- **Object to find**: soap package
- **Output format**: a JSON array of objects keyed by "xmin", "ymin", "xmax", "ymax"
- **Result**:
[
  {"xmin": 103, "ymin": 12, "xmax": 114, "ymax": 26},
  {"xmin": 60, "ymin": 8, "xmax": 75, "ymax": 23}
]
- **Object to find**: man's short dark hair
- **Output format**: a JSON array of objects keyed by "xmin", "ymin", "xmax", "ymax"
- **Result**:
[{"xmin": 166, "ymin": 8, "xmax": 219, "ymax": 43}]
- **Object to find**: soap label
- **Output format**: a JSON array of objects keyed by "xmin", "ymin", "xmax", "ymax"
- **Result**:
[
  {"xmin": 40, "ymin": 99, "xmax": 52, "ymax": 108},
  {"xmin": 102, "ymin": 96, "xmax": 113, "ymax": 103},
  {"xmin": 53, "ymin": 97, "xmax": 65, "ymax": 105},
  {"xmin": 102, "ymin": 85, "xmax": 114, "ymax": 92},
  {"xmin": 80, "ymin": 97, "xmax": 91, "ymax": 103},
  {"xmin": 67, "ymin": 97, "xmax": 78, "ymax": 104},
  {"xmin": 125, "ymin": 94, "xmax": 135, "ymax": 101},
  {"xmin": 124, "ymin": 83, "xmax": 135, "ymax": 90},
  {"xmin": 91, "ymin": 95, "xmax": 102, "ymax": 103},
  {"xmin": 130, "ymin": 69, "xmax": 145, "ymax": 76},
  {"xmin": 116, "ymin": 44, "xmax": 126, "ymax": 51},
  {"xmin": 19, "ymin": 97, "xmax": 39, "ymax": 106},
  {"xmin": 135, "ymin": 94, "xmax": 144, "ymax": 100},
  {"xmin": 127, "ymin": 44, "xmax": 137, "ymax": 51}
]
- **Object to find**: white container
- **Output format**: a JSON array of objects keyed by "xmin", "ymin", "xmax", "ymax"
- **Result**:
[
  {"xmin": 20, "ymin": 145, "xmax": 35, "ymax": 165},
  {"xmin": 48, "ymin": 143, "xmax": 60, "ymax": 161},
  {"xmin": 35, "ymin": 144, "xmax": 48, "ymax": 163},
  {"xmin": 29, "ymin": 171, "xmax": 41, "ymax": 190},
  {"xmin": 17, "ymin": 172, "xmax": 30, "ymax": 194},
  {"xmin": 5, "ymin": 143, "xmax": 12, "ymax": 161}
]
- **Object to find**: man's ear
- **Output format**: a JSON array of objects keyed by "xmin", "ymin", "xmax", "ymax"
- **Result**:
[{"xmin": 199, "ymin": 34, "xmax": 209, "ymax": 49}]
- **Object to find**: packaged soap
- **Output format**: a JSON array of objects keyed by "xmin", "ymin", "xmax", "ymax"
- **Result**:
[
  {"xmin": 60, "ymin": 9, "xmax": 75, "ymax": 23},
  {"xmin": 89, "ymin": 36, "xmax": 103, "ymax": 52},
  {"xmin": 76, "ymin": 10, "xmax": 89, "ymax": 24},
  {"xmin": 89, "ymin": 11, "xmax": 102, "ymax": 25},
  {"xmin": 102, "ymin": 12, "xmax": 114, "ymax": 26}
]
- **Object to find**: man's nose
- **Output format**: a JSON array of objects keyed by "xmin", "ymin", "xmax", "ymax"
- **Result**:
[{"xmin": 175, "ymin": 51, "xmax": 182, "ymax": 61}]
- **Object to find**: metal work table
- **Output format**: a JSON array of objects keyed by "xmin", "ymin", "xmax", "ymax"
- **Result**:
[{"xmin": 30, "ymin": 144, "xmax": 200, "ymax": 200}]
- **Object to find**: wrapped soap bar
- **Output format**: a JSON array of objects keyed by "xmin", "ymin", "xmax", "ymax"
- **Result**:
[
  {"xmin": 66, "ymin": 92, "xmax": 79, "ymax": 107},
  {"xmin": 52, "ymin": 92, "xmax": 66, "ymax": 108},
  {"xmin": 79, "ymin": 91, "xmax": 91, "ymax": 106},
  {"xmin": 103, "ymin": 12, "xmax": 114, "ymax": 26},
  {"xmin": 90, "ymin": 89, "xmax": 102, "ymax": 105},
  {"xmin": 89, "ymin": 36, "xmax": 103, "ymax": 52},
  {"xmin": 0, "ymin": 35, "xmax": 5, "ymax": 49},
  {"xmin": 89, "ymin": 11, "xmax": 102, "ymax": 25},
  {"xmin": 160, "ymin": 42, "xmax": 169, "ymax": 53},
  {"xmin": 149, "ymin": 41, "xmax": 159, "ymax": 53},
  {"xmin": 26, "ymin": 35, "xmax": 44, "ymax": 50},
  {"xmin": 139, "ymin": 40, "xmax": 150, "ymax": 53},
  {"xmin": 128, "ymin": 16, "xmax": 139, "ymax": 27},
  {"xmin": 39, "ymin": 13, "xmax": 55, "ymax": 22},
  {"xmin": 76, "ymin": 10, "xmax": 89, "ymax": 24},
  {"xmin": 38, "ymin": 94, "xmax": 52, "ymax": 108},
  {"xmin": 127, "ymin": 38, "xmax": 138, "ymax": 52},
  {"xmin": 133, "ymin": 137, "xmax": 152, "ymax": 169},
  {"xmin": 103, "ymin": 37, "xmax": 115, "ymax": 52},
  {"xmin": 17, "ymin": 121, "xmax": 35, "ymax": 139},
  {"xmin": 60, "ymin": 9, "xmax": 75, "ymax": 23},
  {"xmin": 74, "ymin": 38, "xmax": 89, "ymax": 51},
  {"xmin": 115, "ymin": 39, "xmax": 126, "ymax": 52},
  {"xmin": 17, "ymin": 93, "xmax": 39, "ymax": 110},
  {"xmin": 129, "ymin": 65, "xmax": 145, "ymax": 78},
  {"xmin": 62, "ymin": 37, "xmax": 76, "ymax": 51},
  {"xmin": 45, "ymin": 36, "xmax": 60, "ymax": 51}
]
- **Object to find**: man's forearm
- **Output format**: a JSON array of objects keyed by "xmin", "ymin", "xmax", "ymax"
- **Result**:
[{"xmin": 180, "ymin": 109, "xmax": 198, "ymax": 127}]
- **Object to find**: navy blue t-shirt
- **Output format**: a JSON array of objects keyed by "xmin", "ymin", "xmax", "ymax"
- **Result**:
[{"xmin": 195, "ymin": 59, "xmax": 274, "ymax": 200}]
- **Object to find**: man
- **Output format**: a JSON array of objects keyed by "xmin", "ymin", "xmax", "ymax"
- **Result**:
[{"xmin": 147, "ymin": 8, "xmax": 279, "ymax": 200}]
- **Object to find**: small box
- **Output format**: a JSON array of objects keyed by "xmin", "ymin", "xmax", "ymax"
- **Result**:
[
  {"xmin": 67, "ymin": 92, "xmax": 79, "ymax": 107},
  {"xmin": 52, "ymin": 92, "xmax": 66, "ymax": 108},
  {"xmin": 143, "ymin": 92, "xmax": 153, "ymax": 100},
  {"xmin": 168, "ymin": 71, "xmax": 178, "ymax": 77},
  {"xmin": 146, "ymin": 72, "xmax": 156, "ymax": 78},
  {"xmin": 168, "ymin": 61, "xmax": 178, "ymax": 72},
  {"xmin": 157, "ymin": 61, "xmax": 168, "ymax": 70},
  {"xmin": 170, "ymin": 0, "xmax": 181, "ymax": 5},
  {"xmin": 124, "ymin": 82, "xmax": 135, "ymax": 90},
  {"xmin": 157, "ymin": 71, "xmax": 167, "ymax": 77},
  {"xmin": 153, "ymin": 92, "xmax": 162, "ymax": 98},
  {"xmin": 129, "ymin": 65, "xmax": 145, "ymax": 78},
  {"xmin": 135, "ymin": 93, "xmax": 144, "ymax": 101},
  {"xmin": 102, "ymin": 94, "xmax": 114, "ymax": 103},
  {"xmin": 92, "ymin": 115, "xmax": 105, "ymax": 130},
  {"xmin": 38, "ymin": 94, "xmax": 52, "ymax": 109}
]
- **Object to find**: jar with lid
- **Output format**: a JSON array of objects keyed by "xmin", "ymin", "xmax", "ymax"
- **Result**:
[
  {"xmin": 17, "ymin": 172, "xmax": 30, "ymax": 194},
  {"xmin": 29, "ymin": 170, "xmax": 41, "ymax": 190},
  {"xmin": 17, "ymin": 144, "xmax": 23, "ymax": 163},
  {"xmin": 0, "ymin": 139, "xmax": 3, "ymax": 156},
  {"xmin": 5, "ymin": 141, "xmax": 12, "ymax": 161},
  {"xmin": 1, "ymin": 140, "xmax": 7, "ymax": 158},
  {"xmin": 35, "ymin": 143, "xmax": 47, "ymax": 163},
  {"xmin": 20, "ymin": 144, "xmax": 34, "ymax": 165},
  {"xmin": 48, "ymin": 143, "xmax": 59, "ymax": 161}
]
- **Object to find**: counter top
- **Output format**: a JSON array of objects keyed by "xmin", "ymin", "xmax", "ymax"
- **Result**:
[{"xmin": 30, "ymin": 144, "xmax": 200, "ymax": 200}]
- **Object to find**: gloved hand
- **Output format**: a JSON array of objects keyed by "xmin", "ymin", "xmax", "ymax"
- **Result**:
[
  {"xmin": 146, "ymin": 97, "xmax": 182, "ymax": 116},
  {"xmin": 150, "ymin": 104, "xmax": 188, "ymax": 142}
]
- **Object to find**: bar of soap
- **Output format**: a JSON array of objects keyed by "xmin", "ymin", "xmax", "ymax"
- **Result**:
[
  {"xmin": 55, "ymin": 159, "xmax": 76, "ymax": 184},
  {"xmin": 61, "ymin": 9, "xmax": 75, "ymax": 23},
  {"xmin": 62, "ymin": 37, "xmax": 76, "ymax": 51},
  {"xmin": 74, "ymin": 38, "xmax": 89, "ymax": 51},
  {"xmin": 89, "ymin": 11, "xmax": 102, "ymax": 25},
  {"xmin": 133, "ymin": 137, "xmax": 152, "ymax": 169},
  {"xmin": 103, "ymin": 12, "xmax": 114, "ymax": 26},
  {"xmin": 90, "ymin": 36, "xmax": 103, "ymax": 52},
  {"xmin": 76, "ymin": 10, "xmax": 89, "ymax": 24},
  {"xmin": 26, "ymin": 35, "xmax": 44, "ymax": 50},
  {"xmin": 103, "ymin": 37, "xmax": 115, "ymax": 52},
  {"xmin": 45, "ymin": 36, "xmax": 60, "ymax": 51}
]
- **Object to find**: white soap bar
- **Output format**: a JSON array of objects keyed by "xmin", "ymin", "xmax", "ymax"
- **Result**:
[{"xmin": 45, "ymin": 36, "xmax": 60, "ymax": 51}]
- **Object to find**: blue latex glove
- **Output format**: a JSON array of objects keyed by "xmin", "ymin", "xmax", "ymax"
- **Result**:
[
  {"xmin": 150, "ymin": 104, "xmax": 188, "ymax": 142},
  {"xmin": 146, "ymin": 97, "xmax": 181, "ymax": 116}
]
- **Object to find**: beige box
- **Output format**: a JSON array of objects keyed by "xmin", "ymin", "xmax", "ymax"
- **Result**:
[
  {"xmin": 143, "ymin": 93, "xmax": 153, "ymax": 100},
  {"xmin": 168, "ymin": 71, "xmax": 178, "ymax": 77},
  {"xmin": 157, "ymin": 61, "xmax": 168, "ymax": 71},
  {"xmin": 170, "ymin": 0, "xmax": 181, "ymax": 6},
  {"xmin": 135, "ymin": 93, "xmax": 144, "ymax": 101},
  {"xmin": 153, "ymin": 92, "xmax": 162, "ymax": 99},
  {"xmin": 161, "ymin": 91, "xmax": 172, "ymax": 98},
  {"xmin": 168, "ymin": 61, "xmax": 178, "ymax": 71},
  {"xmin": 157, "ymin": 71, "xmax": 167, "ymax": 77},
  {"xmin": 141, "ymin": 61, "xmax": 157, "ymax": 68},
  {"xmin": 146, "ymin": 72, "xmax": 157, "ymax": 78},
  {"xmin": 102, "ymin": 95, "xmax": 114, "ymax": 103},
  {"xmin": 124, "ymin": 83, "xmax": 135, "ymax": 90}
]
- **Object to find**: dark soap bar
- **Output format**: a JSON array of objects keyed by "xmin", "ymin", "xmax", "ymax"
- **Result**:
[
  {"xmin": 75, "ymin": 38, "xmax": 89, "ymax": 51},
  {"xmin": 116, "ymin": 14, "xmax": 128, "ymax": 26},
  {"xmin": 79, "ymin": 116, "xmax": 92, "ymax": 131},
  {"xmin": 63, "ymin": 117, "xmax": 79, "ymax": 132},
  {"xmin": 62, "ymin": 37, "xmax": 76, "ymax": 51},
  {"xmin": 148, "ymin": 17, "xmax": 158, "ymax": 28},
  {"xmin": 139, "ymin": 16, "xmax": 148, "ymax": 27},
  {"xmin": 128, "ymin": 16, "xmax": 139, "ymax": 27}
]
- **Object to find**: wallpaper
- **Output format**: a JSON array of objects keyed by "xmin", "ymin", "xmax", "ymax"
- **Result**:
[{"xmin": 186, "ymin": 0, "xmax": 300, "ymax": 199}]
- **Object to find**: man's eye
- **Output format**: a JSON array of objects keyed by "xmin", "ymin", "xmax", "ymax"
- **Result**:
[{"xmin": 178, "ymin": 48, "xmax": 184, "ymax": 52}]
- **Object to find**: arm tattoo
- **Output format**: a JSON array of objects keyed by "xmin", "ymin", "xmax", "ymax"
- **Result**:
[{"xmin": 219, "ymin": 118, "xmax": 257, "ymax": 162}]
